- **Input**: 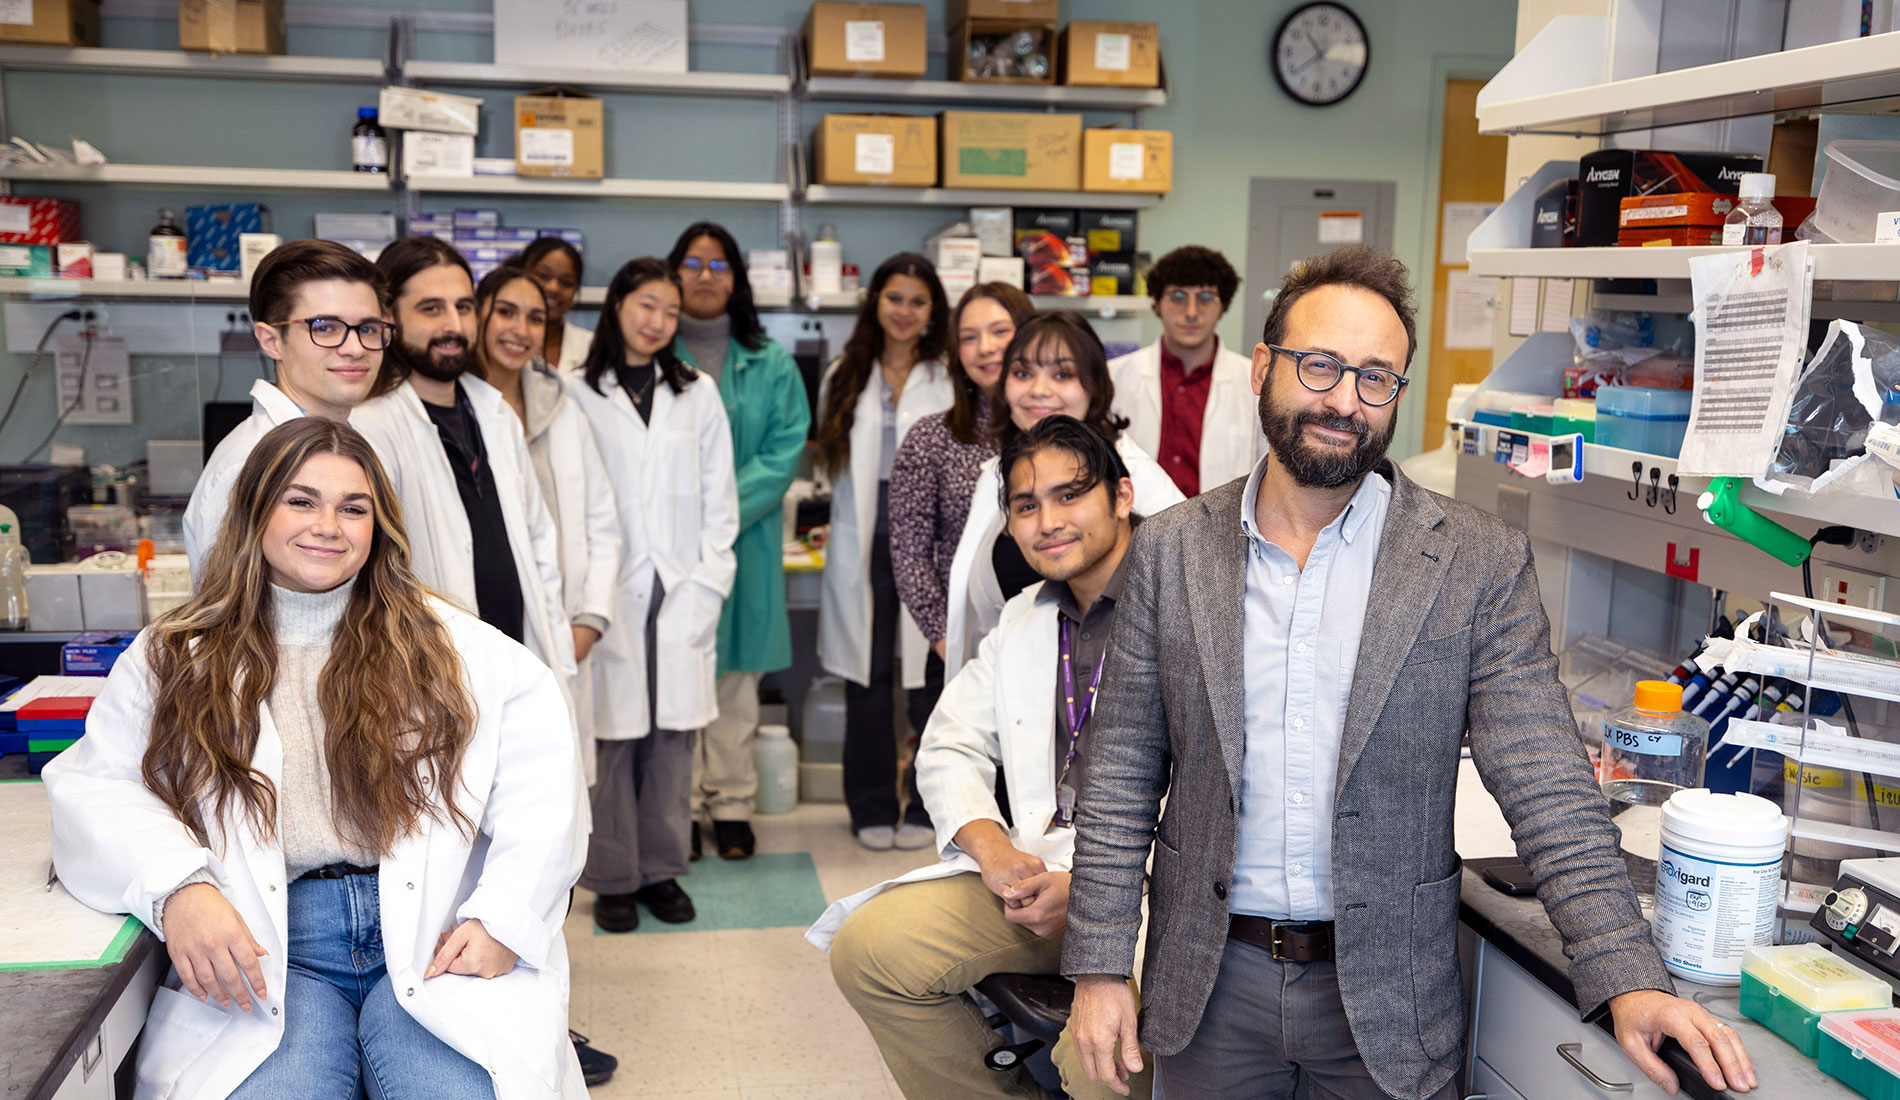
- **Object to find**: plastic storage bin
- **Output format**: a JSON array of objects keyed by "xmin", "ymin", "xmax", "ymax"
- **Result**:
[
  {"xmin": 1472, "ymin": 390, "xmax": 1548, "ymax": 429},
  {"xmin": 1595, "ymin": 385, "xmax": 1692, "ymax": 458},
  {"xmin": 1509, "ymin": 402, "xmax": 1556, "ymax": 435},
  {"xmin": 1819, "ymin": 1008, "xmax": 1900, "ymax": 1099},
  {"xmin": 1553, "ymin": 397, "xmax": 1597, "ymax": 443},
  {"xmin": 1739, "ymin": 944, "xmax": 1892, "ymax": 1057},
  {"xmin": 1817, "ymin": 141, "xmax": 1900, "ymax": 245}
]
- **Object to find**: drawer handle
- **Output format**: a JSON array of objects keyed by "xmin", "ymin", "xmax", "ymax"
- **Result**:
[
  {"xmin": 1556, "ymin": 1042, "xmax": 1635, "ymax": 1093},
  {"xmin": 81, "ymin": 1030, "xmax": 104, "ymax": 1078}
]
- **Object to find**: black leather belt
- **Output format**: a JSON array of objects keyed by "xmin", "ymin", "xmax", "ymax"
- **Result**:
[
  {"xmin": 1229, "ymin": 915, "xmax": 1336, "ymax": 962},
  {"xmin": 297, "ymin": 862, "xmax": 380, "ymax": 881}
]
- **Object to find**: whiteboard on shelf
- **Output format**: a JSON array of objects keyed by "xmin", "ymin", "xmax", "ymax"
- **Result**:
[{"xmin": 494, "ymin": 0, "xmax": 689, "ymax": 74}]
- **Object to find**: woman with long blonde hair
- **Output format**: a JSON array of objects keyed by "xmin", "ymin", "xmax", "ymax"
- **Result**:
[{"xmin": 45, "ymin": 417, "xmax": 588, "ymax": 1100}]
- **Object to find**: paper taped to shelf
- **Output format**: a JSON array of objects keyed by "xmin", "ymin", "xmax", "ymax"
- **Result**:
[{"xmin": 1677, "ymin": 241, "xmax": 1812, "ymax": 478}]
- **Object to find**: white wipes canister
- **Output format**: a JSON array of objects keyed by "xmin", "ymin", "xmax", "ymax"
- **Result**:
[{"xmin": 1651, "ymin": 789, "xmax": 1788, "ymax": 985}]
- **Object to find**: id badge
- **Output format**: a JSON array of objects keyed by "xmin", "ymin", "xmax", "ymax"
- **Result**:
[{"xmin": 1054, "ymin": 783, "xmax": 1076, "ymax": 828}]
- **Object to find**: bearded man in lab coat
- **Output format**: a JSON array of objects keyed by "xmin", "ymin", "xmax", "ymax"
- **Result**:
[{"xmin": 812, "ymin": 414, "xmax": 1153, "ymax": 1100}]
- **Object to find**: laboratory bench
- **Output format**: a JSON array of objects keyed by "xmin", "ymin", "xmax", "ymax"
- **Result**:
[{"xmin": 1453, "ymin": 760, "xmax": 1857, "ymax": 1100}]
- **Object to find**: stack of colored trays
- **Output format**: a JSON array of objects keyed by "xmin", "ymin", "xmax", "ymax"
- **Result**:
[
  {"xmin": 1741, "ymin": 944, "xmax": 1893, "ymax": 1057},
  {"xmin": 0, "ymin": 675, "xmax": 27, "ymax": 754},
  {"xmin": 18, "ymin": 696, "xmax": 92, "ymax": 774}
]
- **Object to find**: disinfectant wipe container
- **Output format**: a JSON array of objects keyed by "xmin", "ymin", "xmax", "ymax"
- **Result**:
[
  {"xmin": 1739, "ymin": 943, "xmax": 1893, "ymax": 1057},
  {"xmin": 1651, "ymin": 790, "xmax": 1788, "ymax": 985}
]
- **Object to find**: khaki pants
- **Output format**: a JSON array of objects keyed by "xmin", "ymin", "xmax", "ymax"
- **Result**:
[
  {"xmin": 693, "ymin": 670, "xmax": 760, "ymax": 821},
  {"xmin": 828, "ymin": 872, "xmax": 1153, "ymax": 1100}
]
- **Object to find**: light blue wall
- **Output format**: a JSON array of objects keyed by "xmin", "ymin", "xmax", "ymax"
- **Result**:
[{"xmin": 0, "ymin": 0, "xmax": 1516, "ymax": 468}]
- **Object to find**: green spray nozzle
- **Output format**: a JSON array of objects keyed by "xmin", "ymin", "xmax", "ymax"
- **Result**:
[{"xmin": 1698, "ymin": 476, "xmax": 1812, "ymax": 566}]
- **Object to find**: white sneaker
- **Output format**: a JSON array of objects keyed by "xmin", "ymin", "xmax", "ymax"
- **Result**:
[
  {"xmin": 893, "ymin": 823, "xmax": 934, "ymax": 850},
  {"xmin": 856, "ymin": 826, "xmax": 896, "ymax": 851}
]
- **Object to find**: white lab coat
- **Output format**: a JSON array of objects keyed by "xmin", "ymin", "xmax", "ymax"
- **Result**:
[
  {"xmin": 942, "ymin": 435, "xmax": 1183, "ymax": 681},
  {"xmin": 348, "ymin": 377, "xmax": 580, "ymax": 720},
  {"xmin": 1109, "ymin": 340, "xmax": 1266, "ymax": 496},
  {"xmin": 183, "ymin": 380, "xmax": 306, "ymax": 581},
  {"xmin": 569, "ymin": 368, "xmax": 738, "ymax": 738},
  {"xmin": 808, "ymin": 586, "xmax": 1070, "ymax": 950},
  {"xmin": 43, "ymin": 602, "xmax": 589, "ymax": 1100},
  {"xmin": 555, "ymin": 317, "xmax": 592, "ymax": 376},
  {"xmin": 816, "ymin": 358, "xmax": 954, "ymax": 689}
]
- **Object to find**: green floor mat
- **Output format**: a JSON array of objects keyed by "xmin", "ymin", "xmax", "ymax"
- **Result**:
[{"xmin": 596, "ymin": 851, "xmax": 829, "ymax": 935}]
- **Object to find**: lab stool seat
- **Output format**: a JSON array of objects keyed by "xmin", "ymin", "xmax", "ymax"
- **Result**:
[{"xmin": 976, "ymin": 972, "xmax": 1074, "ymax": 1072}]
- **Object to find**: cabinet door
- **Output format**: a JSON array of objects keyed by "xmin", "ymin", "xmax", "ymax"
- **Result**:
[
  {"xmin": 1468, "ymin": 1056, "xmax": 1530, "ymax": 1100},
  {"xmin": 1472, "ymin": 942, "xmax": 1674, "ymax": 1100},
  {"xmin": 47, "ymin": 1030, "xmax": 110, "ymax": 1100}
]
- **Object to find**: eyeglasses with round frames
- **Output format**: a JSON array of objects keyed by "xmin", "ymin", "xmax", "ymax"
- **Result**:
[
  {"xmin": 1268, "ymin": 344, "xmax": 1408, "ymax": 407},
  {"xmin": 680, "ymin": 257, "xmax": 732, "ymax": 277},
  {"xmin": 267, "ymin": 317, "xmax": 394, "ymax": 350},
  {"xmin": 1165, "ymin": 289, "xmax": 1221, "ymax": 308}
]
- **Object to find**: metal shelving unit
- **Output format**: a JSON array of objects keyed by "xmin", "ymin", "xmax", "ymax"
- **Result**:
[
  {"xmin": 804, "ymin": 184, "xmax": 1160, "ymax": 210},
  {"xmin": 404, "ymin": 175, "xmax": 789, "ymax": 202},
  {"xmin": 801, "ymin": 74, "xmax": 1165, "ymax": 110},
  {"xmin": 0, "ymin": 45, "xmax": 387, "ymax": 82},
  {"xmin": 0, "ymin": 164, "xmax": 391, "ymax": 192}
]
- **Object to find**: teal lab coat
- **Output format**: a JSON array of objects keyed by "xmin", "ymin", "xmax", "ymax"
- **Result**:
[{"xmin": 678, "ymin": 334, "xmax": 811, "ymax": 676}]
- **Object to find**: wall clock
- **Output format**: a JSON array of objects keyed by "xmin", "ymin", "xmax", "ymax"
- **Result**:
[{"xmin": 1272, "ymin": 3, "xmax": 1370, "ymax": 107}]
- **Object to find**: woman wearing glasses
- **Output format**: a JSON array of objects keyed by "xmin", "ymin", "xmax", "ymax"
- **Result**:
[
  {"xmin": 814, "ymin": 252, "xmax": 952, "ymax": 851},
  {"xmin": 47, "ymin": 418, "xmax": 589, "ymax": 1099},
  {"xmin": 942, "ymin": 312, "xmax": 1185, "ymax": 679},
  {"xmin": 664, "ymin": 222, "xmax": 810, "ymax": 862},
  {"xmin": 519, "ymin": 237, "xmax": 590, "ymax": 375},
  {"xmin": 185, "ymin": 239, "xmax": 392, "ymax": 574}
]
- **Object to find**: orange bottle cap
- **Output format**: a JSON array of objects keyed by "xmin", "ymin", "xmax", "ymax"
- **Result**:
[{"xmin": 1634, "ymin": 680, "xmax": 1684, "ymax": 713}]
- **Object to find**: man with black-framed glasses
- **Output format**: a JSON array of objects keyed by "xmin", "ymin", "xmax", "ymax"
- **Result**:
[
  {"xmin": 1064, "ymin": 247, "xmax": 1755, "ymax": 1099},
  {"xmin": 184, "ymin": 239, "xmax": 391, "ymax": 578},
  {"xmin": 1109, "ymin": 245, "xmax": 1264, "ymax": 498}
]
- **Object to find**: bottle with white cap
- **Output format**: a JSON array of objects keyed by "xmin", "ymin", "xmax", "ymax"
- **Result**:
[
  {"xmin": 1723, "ymin": 173, "xmax": 1783, "ymax": 246},
  {"xmin": 0, "ymin": 505, "xmax": 28, "ymax": 631}
]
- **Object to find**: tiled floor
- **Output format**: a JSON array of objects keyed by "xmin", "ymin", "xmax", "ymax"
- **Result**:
[{"xmin": 566, "ymin": 802, "xmax": 938, "ymax": 1100}]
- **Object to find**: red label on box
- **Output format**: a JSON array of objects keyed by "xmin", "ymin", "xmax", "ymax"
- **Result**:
[{"xmin": 0, "ymin": 198, "xmax": 81, "ymax": 246}]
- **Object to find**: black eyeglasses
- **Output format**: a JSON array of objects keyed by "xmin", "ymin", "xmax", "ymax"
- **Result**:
[
  {"xmin": 680, "ymin": 257, "xmax": 731, "ymax": 277},
  {"xmin": 1269, "ymin": 344, "xmax": 1408, "ymax": 407},
  {"xmin": 269, "ymin": 317, "xmax": 394, "ymax": 350}
]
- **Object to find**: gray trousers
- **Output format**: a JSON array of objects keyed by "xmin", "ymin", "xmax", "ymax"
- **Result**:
[{"xmin": 1160, "ymin": 937, "xmax": 1458, "ymax": 1100}]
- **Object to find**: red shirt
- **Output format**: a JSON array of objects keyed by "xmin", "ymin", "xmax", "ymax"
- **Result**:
[{"xmin": 1157, "ymin": 340, "xmax": 1217, "ymax": 497}]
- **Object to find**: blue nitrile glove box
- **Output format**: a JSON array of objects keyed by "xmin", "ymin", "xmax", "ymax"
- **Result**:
[
  {"xmin": 62, "ymin": 631, "xmax": 137, "ymax": 675},
  {"xmin": 187, "ymin": 204, "xmax": 271, "ymax": 272}
]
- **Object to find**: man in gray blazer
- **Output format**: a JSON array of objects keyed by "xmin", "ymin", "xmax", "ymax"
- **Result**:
[{"xmin": 1060, "ymin": 247, "xmax": 1755, "ymax": 1100}]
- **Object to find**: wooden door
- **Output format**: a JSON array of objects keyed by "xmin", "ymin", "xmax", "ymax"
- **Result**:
[{"xmin": 1424, "ymin": 78, "xmax": 1509, "ymax": 449}]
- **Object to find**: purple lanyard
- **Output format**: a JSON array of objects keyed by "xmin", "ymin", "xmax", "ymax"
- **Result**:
[{"xmin": 1060, "ymin": 617, "xmax": 1107, "ymax": 764}]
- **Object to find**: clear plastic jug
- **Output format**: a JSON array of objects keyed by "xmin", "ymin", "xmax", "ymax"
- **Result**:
[{"xmin": 1599, "ymin": 679, "xmax": 1709, "ymax": 905}]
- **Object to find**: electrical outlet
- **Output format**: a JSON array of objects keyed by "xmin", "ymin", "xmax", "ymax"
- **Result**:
[{"xmin": 1818, "ymin": 563, "xmax": 1888, "ymax": 612}]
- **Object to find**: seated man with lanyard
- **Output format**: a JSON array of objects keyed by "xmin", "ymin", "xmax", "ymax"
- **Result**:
[{"xmin": 809, "ymin": 414, "xmax": 1153, "ymax": 1100}]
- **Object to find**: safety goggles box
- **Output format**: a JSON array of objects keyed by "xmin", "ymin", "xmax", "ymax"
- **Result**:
[
  {"xmin": 186, "ymin": 204, "xmax": 270, "ymax": 273},
  {"xmin": 1079, "ymin": 209, "xmax": 1139, "ymax": 257},
  {"xmin": 0, "ymin": 244, "xmax": 54, "ymax": 277},
  {"xmin": 804, "ymin": 3, "xmax": 929, "ymax": 78},
  {"xmin": 812, "ymin": 114, "xmax": 938, "ymax": 187},
  {"xmin": 0, "ymin": 197, "xmax": 80, "ymax": 246},
  {"xmin": 1061, "ymin": 22, "xmax": 1161, "ymax": 88},
  {"xmin": 1083, "ymin": 129, "xmax": 1171, "ymax": 194},
  {"xmin": 0, "ymin": 0, "xmax": 100, "ymax": 46},
  {"xmin": 179, "ymin": 0, "xmax": 285, "ymax": 55},
  {"xmin": 514, "ymin": 87, "xmax": 604, "ymax": 180},
  {"xmin": 1576, "ymin": 149, "xmax": 1763, "ymax": 247},
  {"xmin": 378, "ymin": 86, "xmax": 482, "ymax": 136},
  {"xmin": 942, "ymin": 111, "xmax": 1081, "ymax": 191}
]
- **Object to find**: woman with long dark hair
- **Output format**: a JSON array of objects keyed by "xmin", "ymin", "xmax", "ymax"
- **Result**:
[
  {"xmin": 814, "ymin": 252, "xmax": 953, "ymax": 850},
  {"xmin": 664, "ymin": 222, "xmax": 810, "ymax": 862},
  {"xmin": 942, "ymin": 312, "xmax": 1184, "ymax": 678},
  {"xmin": 46, "ymin": 418, "xmax": 588, "ymax": 1099},
  {"xmin": 888, "ymin": 281, "xmax": 1033, "ymax": 662},
  {"xmin": 519, "ymin": 236, "xmax": 590, "ymax": 374},
  {"xmin": 569, "ymin": 257, "xmax": 738, "ymax": 931}
]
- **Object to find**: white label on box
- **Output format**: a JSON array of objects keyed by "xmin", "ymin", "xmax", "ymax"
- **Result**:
[
  {"xmin": 0, "ymin": 204, "xmax": 29, "ymax": 236},
  {"xmin": 0, "ymin": 0, "xmax": 31, "ymax": 26},
  {"xmin": 403, "ymin": 132, "xmax": 475, "ymax": 177},
  {"xmin": 853, "ymin": 133, "xmax": 896, "ymax": 176},
  {"xmin": 1876, "ymin": 211, "xmax": 1900, "ymax": 244},
  {"xmin": 519, "ymin": 128, "xmax": 576, "ymax": 167},
  {"xmin": 1094, "ymin": 33, "xmax": 1133, "ymax": 72},
  {"xmin": 845, "ymin": 20, "xmax": 887, "ymax": 62},
  {"xmin": 0, "ymin": 246, "xmax": 31, "ymax": 268},
  {"xmin": 1108, "ymin": 143, "xmax": 1146, "ymax": 181}
]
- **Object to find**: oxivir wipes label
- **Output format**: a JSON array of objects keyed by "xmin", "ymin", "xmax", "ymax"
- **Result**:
[{"xmin": 1651, "ymin": 842, "xmax": 1779, "ymax": 983}]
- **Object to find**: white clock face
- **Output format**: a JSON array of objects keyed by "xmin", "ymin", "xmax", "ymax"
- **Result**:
[{"xmin": 1274, "ymin": 3, "xmax": 1369, "ymax": 106}]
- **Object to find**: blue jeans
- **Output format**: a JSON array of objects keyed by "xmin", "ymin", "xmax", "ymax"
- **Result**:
[{"xmin": 227, "ymin": 874, "xmax": 495, "ymax": 1100}]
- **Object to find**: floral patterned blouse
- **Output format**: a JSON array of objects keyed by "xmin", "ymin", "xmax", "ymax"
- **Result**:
[{"xmin": 888, "ymin": 404, "xmax": 996, "ymax": 644}]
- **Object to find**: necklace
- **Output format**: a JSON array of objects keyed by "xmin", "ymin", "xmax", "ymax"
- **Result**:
[{"xmin": 623, "ymin": 363, "xmax": 657, "ymax": 405}]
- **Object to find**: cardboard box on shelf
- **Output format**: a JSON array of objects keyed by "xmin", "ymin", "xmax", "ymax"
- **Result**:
[
  {"xmin": 1618, "ymin": 192, "xmax": 1738, "ymax": 229},
  {"xmin": 1576, "ymin": 149, "xmax": 1762, "ymax": 247},
  {"xmin": 942, "ymin": 112, "xmax": 1081, "ymax": 191},
  {"xmin": 315, "ymin": 213, "xmax": 398, "ymax": 241},
  {"xmin": 941, "ymin": 268, "xmax": 977, "ymax": 300},
  {"xmin": 179, "ymin": 0, "xmax": 284, "ymax": 55},
  {"xmin": 1013, "ymin": 207, "xmax": 1077, "ymax": 250},
  {"xmin": 494, "ymin": 0, "xmax": 686, "ymax": 73},
  {"xmin": 404, "ymin": 131, "xmax": 477, "ymax": 178},
  {"xmin": 0, "ymin": 197, "xmax": 80, "ymax": 246},
  {"xmin": 977, "ymin": 255, "xmax": 1024, "ymax": 288},
  {"xmin": 805, "ymin": 3, "xmax": 928, "ymax": 78},
  {"xmin": 949, "ymin": 0, "xmax": 1058, "ymax": 20},
  {"xmin": 1616, "ymin": 227, "xmax": 1726, "ymax": 247},
  {"xmin": 515, "ymin": 88, "xmax": 604, "ymax": 179},
  {"xmin": 186, "ymin": 204, "xmax": 270, "ymax": 272},
  {"xmin": 0, "ymin": 245, "xmax": 54, "ymax": 277},
  {"xmin": 1089, "ymin": 254, "xmax": 1136, "ymax": 295},
  {"xmin": 91, "ymin": 252, "xmax": 124, "ymax": 280},
  {"xmin": 55, "ymin": 242, "xmax": 91, "ymax": 278},
  {"xmin": 951, "ymin": 19, "xmax": 1058, "ymax": 85},
  {"xmin": 379, "ymin": 87, "xmax": 482, "ymax": 136},
  {"xmin": 1079, "ymin": 209, "xmax": 1138, "ymax": 257},
  {"xmin": 1028, "ymin": 263, "xmax": 1086, "ymax": 297},
  {"xmin": 929, "ymin": 234, "xmax": 983, "ymax": 272},
  {"xmin": 1060, "ymin": 22, "xmax": 1160, "ymax": 87},
  {"xmin": 812, "ymin": 114, "xmax": 938, "ymax": 186},
  {"xmin": 0, "ymin": 0, "xmax": 100, "ymax": 46},
  {"xmin": 1082, "ymin": 128, "xmax": 1171, "ymax": 193}
]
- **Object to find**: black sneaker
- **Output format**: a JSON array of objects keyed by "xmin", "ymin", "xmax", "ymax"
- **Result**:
[
  {"xmin": 690, "ymin": 821, "xmax": 702, "ymax": 862},
  {"xmin": 713, "ymin": 819, "xmax": 755, "ymax": 860},
  {"xmin": 632, "ymin": 878, "xmax": 696, "ymax": 923},
  {"xmin": 570, "ymin": 1030, "xmax": 617, "ymax": 1087},
  {"xmin": 593, "ymin": 892, "xmax": 640, "ymax": 933}
]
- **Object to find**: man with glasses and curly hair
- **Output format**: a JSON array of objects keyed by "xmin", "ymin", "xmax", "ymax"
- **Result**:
[
  {"xmin": 184, "ymin": 239, "xmax": 392, "ymax": 577},
  {"xmin": 1064, "ymin": 247, "xmax": 1757, "ymax": 1099},
  {"xmin": 1109, "ymin": 245, "xmax": 1263, "ymax": 498}
]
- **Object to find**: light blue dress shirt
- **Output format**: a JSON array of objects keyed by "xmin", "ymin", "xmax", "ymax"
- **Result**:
[{"xmin": 1231, "ymin": 456, "xmax": 1391, "ymax": 920}]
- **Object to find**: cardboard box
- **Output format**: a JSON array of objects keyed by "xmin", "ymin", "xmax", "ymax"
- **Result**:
[
  {"xmin": 186, "ymin": 204, "xmax": 270, "ymax": 272},
  {"xmin": 1079, "ymin": 209, "xmax": 1138, "ymax": 257},
  {"xmin": 404, "ymin": 131, "xmax": 476, "ymax": 178},
  {"xmin": 0, "ymin": 245, "xmax": 53, "ymax": 277},
  {"xmin": 1576, "ymin": 149, "xmax": 1762, "ymax": 247},
  {"xmin": 1060, "ymin": 22, "xmax": 1160, "ymax": 87},
  {"xmin": 314, "ymin": 213, "xmax": 397, "ymax": 241},
  {"xmin": 91, "ymin": 252, "xmax": 124, "ymax": 280},
  {"xmin": 1530, "ymin": 178, "xmax": 1577, "ymax": 248},
  {"xmin": 0, "ymin": 0, "xmax": 100, "ymax": 46},
  {"xmin": 0, "ymin": 197, "xmax": 80, "ymax": 246},
  {"xmin": 1028, "ymin": 263, "xmax": 1086, "ymax": 296},
  {"xmin": 378, "ymin": 86, "xmax": 482, "ymax": 136},
  {"xmin": 1082, "ymin": 128, "xmax": 1171, "ymax": 193},
  {"xmin": 1619, "ymin": 192, "xmax": 1739, "ymax": 229},
  {"xmin": 930, "ymin": 235, "xmax": 983, "ymax": 272},
  {"xmin": 55, "ymin": 242, "xmax": 91, "ymax": 278},
  {"xmin": 977, "ymin": 255, "xmax": 1024, "ymax": 288},
  {"xmin": 952, "ymin": 19, "xmax": 1057, "ymax": 85},
  {"xmin": 1089, "ymin": 254, "xmax": 1136, "ymax": 295},
  {"xmin": 495, "ymin": 0, "xmax": 686, "ymax": 73},
  {"xmin": 949, "ymin": 0, "xmax": 1058, "ymax": 20},
  {"xmin": 805, "ymin": 3, "xmax": 928, "ymax": 78},
  {"xmin": 812, "ymin": 114, "xmax": 938, "ymax": 186},
  {"xmin": 515, "ymin": 88, "xmax": 604, "ymax": 180},
  {"xmin": 179, "ymin": 0, "xmax": 284, "ymax": 55},
  {"xmin": 942, "ymin": 112, "xmax": 1081, "ymax": 191},
  {"xmin": 1616, "ymin": 227, "xmax": 1726, "ymax": 247}
]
